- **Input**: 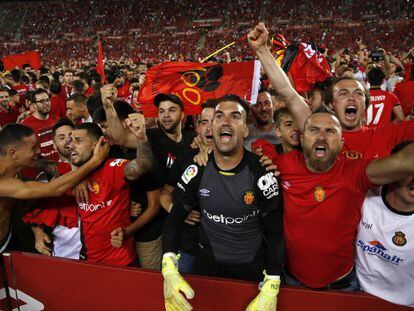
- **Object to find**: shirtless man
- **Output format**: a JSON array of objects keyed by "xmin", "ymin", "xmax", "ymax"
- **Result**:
[{"xmin": 0, "ymin": 123, "xmax": 108, "ymax": 252}]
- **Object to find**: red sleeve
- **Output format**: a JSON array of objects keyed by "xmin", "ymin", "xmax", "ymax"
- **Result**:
[
  {"xmin": 105, "ymin": 159, "xmax": 130, "ymax": 190},
  {"xmin": 22, "ymin": 198, "xmax": 59, "ymax": 227},
  {"xmin": 376, "ymin": 119, "xmax": 414, "ymax": 149},
  {"xmin": 343, "ymin": 158, "xmax": 376, "ymax": 193}
]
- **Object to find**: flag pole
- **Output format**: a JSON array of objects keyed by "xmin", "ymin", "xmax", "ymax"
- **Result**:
[{"xmin": 200, "ymin": 35, "xmax": 247, "ymax": 63}]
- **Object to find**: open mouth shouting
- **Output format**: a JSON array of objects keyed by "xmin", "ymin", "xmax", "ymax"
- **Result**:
[
  {"xmin": 314, "ymin": 144, "xmax": 328, "ymax": 158},
  {"xmin": 344, "ymin": 105, "xmax": 358, "ymax": 121},
  {"xmin": 219, "ymin": 128, "xmax": 233, "ymax": 142}
]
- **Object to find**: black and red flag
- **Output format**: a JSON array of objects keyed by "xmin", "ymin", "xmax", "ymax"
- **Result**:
[{"xmin": 138, "ymin": 61, "xmax": 261, "ymax": 117}]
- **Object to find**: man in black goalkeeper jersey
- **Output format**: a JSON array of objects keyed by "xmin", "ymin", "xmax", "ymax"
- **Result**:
[{"xmin": 161, "ymin": 94, "xmax": 285, "ymax": 311}]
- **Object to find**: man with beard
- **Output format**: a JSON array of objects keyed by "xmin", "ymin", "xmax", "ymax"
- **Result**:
[
  {"xmin": 93, "ymin": 103, "xmax": 163, "ymax": 270},
  {"xmin": 100, "ymin": 86, "xmax": 196, "ymax": 182},
  {"xmin": 160, "ymin": 100, "xmax": 216, "ymax": 273},
  {"xmin": 22, "ymin": 88, "xmax": 60, "ymax": 161},
  {"xmin": 0, "ymin": 87, "xmax": 19, "ymax": 127},
  {"xmin": 25, "ymin": 118, "xmax": 82, "ymax": 259},
  {"xmin": 248, "ymin": 22, "xmax": 414, "ymax": 291},
  {"xmin": 249, "ymin": 23, "xmax": 414, "ymax": 160},
  {"xmin": 0, "ymin": 123, "xmax": 109, "ymax": 255},
  {"xmin": 161, "ymin": 94, "xmax": 284, "ymax": 311},
  {"xmin": 69, "ymin": 119, "xmax": 153, "ymax": 266},
  {"xmin": 244, "ymin": 90, "xmax": 280, "ymax": 151}
]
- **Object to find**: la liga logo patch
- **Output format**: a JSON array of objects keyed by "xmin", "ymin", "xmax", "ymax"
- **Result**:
[{"xmin": 181, "ymin": 164, "xmax": 198, "ymax": 184}]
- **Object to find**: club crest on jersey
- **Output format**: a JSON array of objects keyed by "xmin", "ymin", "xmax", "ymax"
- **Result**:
[
  {"xmin": 342, "ymin": 150, "xmax": 363, "ymax": 160},
  {"xmin": 109, "ymin": 159, "xmax": 127, "ymax": 167},
  {"xmin": 243, "ymin": 190, "xmax": 255, "ymax": 206},
  {"xmin": 181, "ymin": 164, "xmax": 198, "ymax": 184},
  {"xmin": 314, "ymin": 185, "xmax": 326, "ymax": 202},
  {"xmin": 91, "ymin": 181, "xmax": 100, "ymax": 194},
  {"xmin": 392, "ymin": 231, "xmax": 407, "ymax": 247}
]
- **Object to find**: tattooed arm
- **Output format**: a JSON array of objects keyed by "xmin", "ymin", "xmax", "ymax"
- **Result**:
[{"xmin": 123, "ymin": 113, "xmax": 154, "ymax": 181}]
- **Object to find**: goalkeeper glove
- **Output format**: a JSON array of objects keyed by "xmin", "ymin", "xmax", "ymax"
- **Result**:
[
  {"xmin": 246, "ymin": 271, "xmax": 280, "ymax": 311},
  {"xmin": 162, "ymin": 253, "xmax": 195, "ymax": 311}
]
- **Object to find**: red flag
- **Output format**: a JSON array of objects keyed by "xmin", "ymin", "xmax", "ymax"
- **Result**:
[
  {"xmin": 138, "ymin": 61, "xmax": 260, "ymax": 117},
  {"xmin": 1, "ymin": 50, "xmax": 41, "ymax": 70},
  {"xmin": 283, "ymin": 43, "xmax": 332, "ymax": 93},
  {"xmin": 96, "ymin": 40, "xmax": 106, "ymax": 83}
]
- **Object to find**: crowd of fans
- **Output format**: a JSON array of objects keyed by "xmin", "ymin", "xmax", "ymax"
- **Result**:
[
  {"xmin": 1, "ymin": 0, "xmax": 413, "ymax": 64},
  {"xmin": 0, "ymin": 0, "xmax": 414, "ymax": 309}
]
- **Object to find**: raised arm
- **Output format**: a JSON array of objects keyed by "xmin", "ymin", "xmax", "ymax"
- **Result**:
[
  {"xmin": 123, "ymin": 113, "xmax": 154, "ymax": 181},
  {"xmin": 248, "ymin": 22, "xmax": 311, "ymax": 132},
  {"xmin": 366, "ymin": 142, "xmax": 414, "ymax": 185},
  {"xmin": 101, "ymin": 84, "xmax": 139, "ymax": 149},
  {"xmin": 0, "ymin": 137, "xmax": 109, "ymax": 199}
]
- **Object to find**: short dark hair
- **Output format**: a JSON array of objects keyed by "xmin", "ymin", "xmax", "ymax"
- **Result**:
[
  {"xmin": 22, "ymin": 64, "xmax": 31, "ymax": 70},
  {"xmin": 215, "ymin": 94, "xmax": 250, "ymax": 117},
  {"xmin": 8, "ymin": 89, "xmax": 18, "ymax": 97},
  {"xmin": 201, "ymin": 98, "xmax": 218, "ymax": 110},
  {"xmin": 0, "ymin": 123, "xmax": 34, "ymax": 155},
  {"xmin": 75, "ymin": 71, "xmax": 89, "ymax": 83},
  {"xmin": 67, "ymin": 93, "xmax": 87, "ymax": 106},
  {"xmin": 72, "ymin": 80, "xmax": 85, "ymax": 93},
  {"xmin": 367, "ymin": 67, "xmax": 386, "ymax": 86},
  {"xmin": 93, "ymin": 100, "xmax": 134, "ymax": 123},
  {"xmin": 324, "ymin": 76, "xmax": 370, "ymax": 109},
  {"xmin": 50, "ymin": 81, "xmax": 62, "ymax": 95},
  {"xmin": 52, "ymin": 118, "xmax": 74, "ymax": 136},
  {"xmin": 129, "ymin": 77, "xmax": 139, "ymax": 84},
  {"xmin": 11, "ymin": 69, "xmax": 21, "ymax": 83},
  {"xmin": 38, "ymin": 75, "xmax": 50, "ymax": 86},
  {"xmin": 30, "ymin": 88, "xmax": 49, "ymax": 103},
  {"xmin": 273, "ymin": 108, "xmax": 291, "ymax": 127},
  {"xmin": 75, "ymin": 122, "xmax": 103, "ymax": 142},
  {"xmin": 86, "ymin": 94, "xmax": 103, "ymax": 117},
  {"xmin": 0, "ymin": 86, "xmax": 10, "ymax": 93}
]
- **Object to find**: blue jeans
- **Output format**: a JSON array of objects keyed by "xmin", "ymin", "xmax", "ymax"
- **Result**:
[
  {"xmin": 178, "ymin": 251, "xmax": 196, "ymax": 274},
  {"xmin": 283, "ymin": 269, "xmax": 361, "ymax": 292}
]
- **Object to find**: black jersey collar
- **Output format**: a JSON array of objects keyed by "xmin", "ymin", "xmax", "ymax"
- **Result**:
[
  {"xmin": 211, "ymin": 149, "xmax": 249, "ymax": 176},
  {"xmin": 381, "ymin": 186, "xmax": 414, "ymax": 216}
]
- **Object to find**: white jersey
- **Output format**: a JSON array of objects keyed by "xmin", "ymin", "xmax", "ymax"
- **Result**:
[
  {"xmin": 53, "ymin": 222, "xmax": 82, "ymax": 260},
  {"xmin": 355, "ymin": 189, "xmax": 414, "ymax": 307}
]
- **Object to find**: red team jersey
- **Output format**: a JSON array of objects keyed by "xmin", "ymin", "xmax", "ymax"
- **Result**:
[
  {"xmin": 23, "ymin": 162, "xmax": 78, "ymax": 228},
  {"xmin": 50, "ymin": 96, "xmax": 67, "ymax": 119},
  {"xmin": 22, "ymin": 114, "xmax": 60, "ymax": 160},
  {"xmin": 11, "ymin": 83, "xmax": 29, "ymax": 107},
  {"xmin": 366, "ymin": 89, "xmax": 400, "ymax": 128},
  {"xmin": 275, "ymin": 150, "xmax": 374, "ymax": 288},
  {"xmin": 394, "ymin": 80, "xmax": 414, "ymax": 116},
  {"xmin": 0, "ymin": 105, "xmax": 19, "ymax": 127},
  {"xmin": 77, "ymin": 158, "xmax": 135, "ymax": 266},
  {"xmin": 341, "ymin": 120, "xmax": 414, "ymax": 159}
]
